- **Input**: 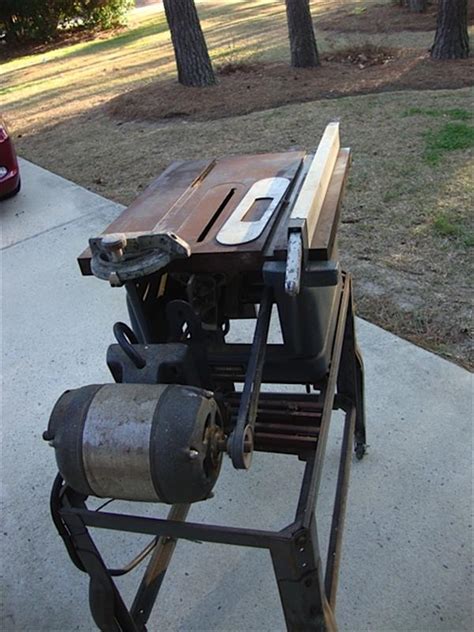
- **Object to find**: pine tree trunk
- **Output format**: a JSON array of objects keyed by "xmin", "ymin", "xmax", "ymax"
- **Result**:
[
  {"xmin": 431, "ymin": 0, "xmax": 469, "ymax": 59},
  {"xmin": 285, "ymin": 0, "xmax": 320, "ymax": 68},
  {"xmin": 163, "ymin": 0, "xmax": 216, "ymax": 87},
  {"xmin": 409, "ymin": 0, "xmax": 427, "ymax": 12}
]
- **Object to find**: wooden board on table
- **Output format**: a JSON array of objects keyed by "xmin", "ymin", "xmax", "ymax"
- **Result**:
[
  {"xmin": 287, "ymin": 121, "xmax": 341, "ymax": 243},
  {"xmin": 268, "ymin": 148, "xmax": 351, "ymax": 262}
]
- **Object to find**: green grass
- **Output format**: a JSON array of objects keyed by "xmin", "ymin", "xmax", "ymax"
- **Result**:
[
  {"xmin": 423, "ymin": 122, "xmax": 474, "ymax": 165},
  {"xmin": 434, "ymin": 214, "xmax": 462, "ymax": 236},
  {"xmin": 351, "ymin": 6, "xmax": 367, "ymax": 15},
  {"xmin": 433, "ymin": 213, "xmax": 474, "ymax": 247},
  {"xmin": 58, "ymin": 18, "xmax": 169, "ymax": 60},
  {"xmin": 2, "ymin": 14, "xmax": 168, "ymax": 71},
  {"xmin": 464, "ymin": 234, "xmax": 474, "ymax": 247},
  {"xmin": 402, "ymin": 107, "xmax": 472, "ymax": 121}
]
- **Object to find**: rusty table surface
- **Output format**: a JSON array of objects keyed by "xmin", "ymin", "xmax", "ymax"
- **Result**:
[{"xmin": 78, "ymin": 149, "xmax": 351, "ymax": 275}]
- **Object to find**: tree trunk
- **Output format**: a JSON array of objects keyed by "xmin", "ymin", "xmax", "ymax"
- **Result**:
[
  {"xmin": 409, "ymin": 0, "xmax": 427, "ymax": 12},
  {"xmin": 163, "ymin": 0, "xmax": 216, "ymax": 87},
  {"xmin": 285, "ymin": 0, "xmax": 320, "ymax": 68},
  {"xmin": 431, "ymin": 0, "xmax": 469, "ymax": 59}
]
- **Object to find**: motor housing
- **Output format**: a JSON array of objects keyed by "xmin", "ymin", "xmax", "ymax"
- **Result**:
[{"xmin": 46, "ymin": 383, "xmax": 223, "ymax": 504}]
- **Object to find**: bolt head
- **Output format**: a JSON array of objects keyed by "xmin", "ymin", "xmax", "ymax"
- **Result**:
[
  {"xmin": 296, "ymin": 535, "xmax": 307, "ymax": 547},
  {"xmin": 101, "ymin": 233, "xmax": 127, "ymax": 251}
]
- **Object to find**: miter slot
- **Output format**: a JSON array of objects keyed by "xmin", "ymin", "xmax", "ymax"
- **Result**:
[
  {"xmin": 216, "ymin": 177, "xmax": 291, "ymax": 246},
  {"xmin": 197, "ymin": 188, "xmax": 236, "ymax": 243}
]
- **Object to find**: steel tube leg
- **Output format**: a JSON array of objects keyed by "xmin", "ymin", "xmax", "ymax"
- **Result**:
[
  {"xmin": 337, "ymin": 279, "xmax": 366, "ymax": 458},
  {"xmin": 270, "ymin": 518, "xmax": 337, "ymax": 632},
  {"xmin": 324, "ymin": 407, "xmax": 356, "ymax": 607},
  {"xmin": 353, "ymin": 347, "xmax": 366, "ymax": 454},
  {"xmin": 130, "ymin": 504, "xmax": 190, "ymax": 626}
]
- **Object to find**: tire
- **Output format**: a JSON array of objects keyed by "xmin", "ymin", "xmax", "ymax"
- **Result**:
[{"xmin": 0, "ymin": 177, "xmax": 21, "ymax": 201}]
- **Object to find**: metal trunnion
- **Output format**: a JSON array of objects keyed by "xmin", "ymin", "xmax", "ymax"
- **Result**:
[{"xmin": 44, "ymin": 123, "xmax": 366, "ymax": 632}]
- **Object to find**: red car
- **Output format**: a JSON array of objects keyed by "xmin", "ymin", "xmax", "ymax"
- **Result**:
[{"xmin": 0, "ymin": 118, "xmax": 20, "ymax": 199}]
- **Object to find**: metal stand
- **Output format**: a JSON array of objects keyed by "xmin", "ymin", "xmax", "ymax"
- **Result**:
[{"xmin": 50, "ymin": 274, "xmax": 365, "ymax": 632}]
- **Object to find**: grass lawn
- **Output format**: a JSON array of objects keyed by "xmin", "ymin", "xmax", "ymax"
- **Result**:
[{"xmin": 1, "ymin": 0, "xmax": 473, "ymax": 368}]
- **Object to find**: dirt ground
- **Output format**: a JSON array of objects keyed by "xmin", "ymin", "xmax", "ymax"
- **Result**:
[
  {"xmin": 318, "ymin": 0, "xmax": 474, "ymax": 33},
  {"xmin": 2, "ymin": 0, "xmax": 473, "ymax": 369},
  {"xmin": 107, "ymin": 51, "xmax": 473, "ymax": 124}
]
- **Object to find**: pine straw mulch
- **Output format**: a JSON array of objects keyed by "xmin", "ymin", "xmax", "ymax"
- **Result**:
[
  {"xmin": 106, "ymin": 49, "xmax": 474, "ymax": 124},
  {"xmin": 317, "ymin": 1, "xmax": 474, "ymax": 34}
]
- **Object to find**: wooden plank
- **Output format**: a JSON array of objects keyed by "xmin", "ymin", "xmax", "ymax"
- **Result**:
[
  {"xmin": 308, "ymin": 147, "xmax": 351, "ymax": 260},
  {"xmin": 288, "ymin": 122, "xmax": 340, "ymax": 246},
  {"xmin": 270, "ymin": 148, "xmax": 351, "ymax": 262}
]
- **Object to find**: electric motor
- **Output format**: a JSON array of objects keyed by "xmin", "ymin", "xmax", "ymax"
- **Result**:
[{"xmin": 46, "ymin": 383, "xmax": 223, "ymax": 504}]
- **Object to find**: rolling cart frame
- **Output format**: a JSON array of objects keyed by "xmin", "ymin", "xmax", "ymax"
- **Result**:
[{"xmin": 51, "ymin": 272, "xmax": 365, "ymax": 632}]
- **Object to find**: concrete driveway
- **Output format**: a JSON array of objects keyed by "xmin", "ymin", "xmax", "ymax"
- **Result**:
[{"xmin": 1, "ymin": 159, "xmax": 472, "ymax": 632}]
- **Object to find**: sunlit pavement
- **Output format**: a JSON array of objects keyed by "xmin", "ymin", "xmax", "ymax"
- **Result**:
[{"xmin": 1, "ymin": 159, "xmax": 472, "ymax": 632}]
